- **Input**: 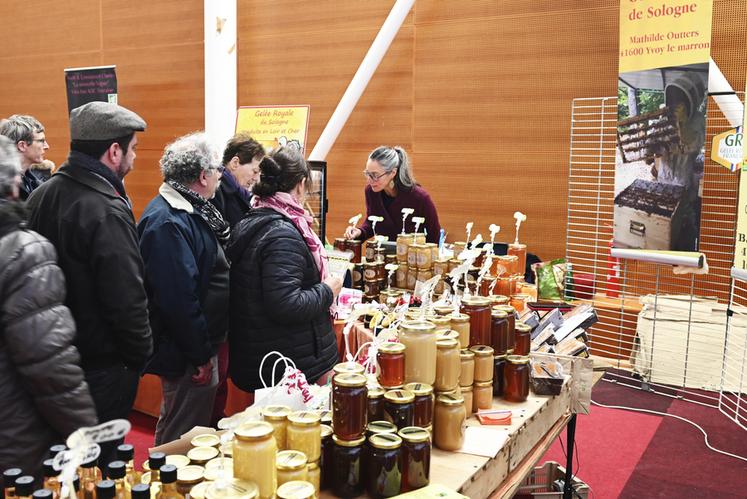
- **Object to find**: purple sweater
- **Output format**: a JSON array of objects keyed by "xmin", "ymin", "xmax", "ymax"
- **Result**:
[{"xmin": 357, "ymin": 184, "xmax": 441, "ymax": 243}]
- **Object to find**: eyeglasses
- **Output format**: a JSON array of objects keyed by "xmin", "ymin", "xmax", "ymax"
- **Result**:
[
  {"xmin": 363, "ymin": 170, "xmax": 390, "ymax": 181},
  {"xmin": 28, "ymin": 137, "xmax": 47, "ymax": 144}
]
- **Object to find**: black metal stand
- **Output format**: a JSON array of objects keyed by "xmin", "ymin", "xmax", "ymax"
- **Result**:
[{"xmin": 563, "ymin": 414, "xmax": 577, "ymax": 499}]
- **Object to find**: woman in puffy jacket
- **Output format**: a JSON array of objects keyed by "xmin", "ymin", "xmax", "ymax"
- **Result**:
[{"xmin": 227, "ymin": 147, "xmax": 343, "ymax": 393}]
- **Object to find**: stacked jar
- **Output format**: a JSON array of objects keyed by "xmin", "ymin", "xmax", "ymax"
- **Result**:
[
  {"xmin": 470, "ymin": 345, "xmax": 494, "ymax": 413},
  {"xmin": 330, "ymin": 372, "xmax": 368, "ymax": 496}
]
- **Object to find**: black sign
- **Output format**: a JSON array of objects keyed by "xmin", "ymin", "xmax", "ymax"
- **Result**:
[{"xmin": 64, "ymin": 66, "xmax": 118, "ymax": 114}]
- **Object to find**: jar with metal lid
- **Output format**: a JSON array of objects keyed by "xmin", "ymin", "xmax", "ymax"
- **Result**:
[
  {"xmin": 406, "ymin": 267, "xmax": 418, "ymax": 290},
  {"xmin": 407, "ymin": 244, "xmax": 422, "ymax": 268},
  {"xmin": 448, "ymin": 313, "xmax": 471, "ymax": 349},
  {"xmin": 364, "ymin": 279, "xmax": 383, "ymax": 296},
  {"xmin": 447, "ymin": 258, "xmax": 461, "ymax": 273},
  {"xmin": 262, "ymin": 405, "xmax": 291, "ymax": 451},
  {"xmin": 398, "ymin": 320, "xmax": 437, "ymax": 384},
  {"xmin": 492, "ymin": 254, "xmax": 518, "ymax": 277},
  {"xmin": 332, "ymin": 373, "xmax": 368, "ymax": 440},
  {"xmin": 191, "ymin": 434, "xmax": 221, "ymax": 448},
  {"xmin": 490, "ymin": 309, "xmax": 510, "ymax": 356},
  {"xmin": 367, "ymin": 434, "xmax": 403, "ymax": 498},
  {"xmin": 366, "ymin": 420, "xmax": 398, "ymax": 439},
  {"xmin": 488, "ymin": 294, "xmax": 510, "ymax": 307},
  {"xmin": 317, "ymin": 409, "xmax": 332, "ymax": 427},
  {"xmin": 510, "ymin": 293, "xmax": 531, "ymax": 313},
  {"xmin": 334, "ymin": 361, "xmax": 365, "ymax": 377},
  {"xmin": 415, "ymin": 244, "xmax": 433, "ymax": 270},
  {"xmin": 403, "ymin": 382, "xmax": 434, "ymax": 427},
  {"xmin": 351, "ymin": 264, "xmax": 364, "ymax": 289},
  {"xmin": 331, "ymin": 435, "xmax": 365, "ymax": 497},
  {"xmin": 188, "ymin": 446, "xmax": 220, "ymax": 465},
  {"xmin": 375, "ymin": 261, "xmax": 387, "ymax": 281},
  {"xmin": 495, "ymin": 276, "xmax": 515, "ymax": 297},
  {"xmin": 504, "ymin": 355, "xmax": 530, "ymax": 402},
  {"xmin": 383, "ymin": 389, "xmax": 415, "ymax": 429},
  {"xmin": 345, "ymin": 240, "xmax": 362, "ymax": 264},
  {"xmin": 460, "ymin": 295, "xmax": 492, "ymax": 347},
  {"xmin": 306, "ymin": 461, "xmax": 319, "ymax": 497},
  {"xmin": 479, "ymin": 275, "xmax": 496, "ymax": 297},
  {"xmin": 469, "ymin": 345, "xmax": 494, "ymax": 382},
  {"xmin": 493, "ymin": 355, "xmax": 507, "ymax": 396},
  {"xmin": 334, "ymin": 238, "xmax": 347, "ymax": 252},
  {"xmin": 507, "ymin": 243, "xmax": 527, "ymax": 276},
  {"xmin": 365, "ymin": 240, "xmax": 378, "ymax": 262},
  {"xmin": 417, "ymin": 268, "xmax": 432, "ymax": 284},
  {"xmin": 166, "ymin": 454, "xmax": 192, "ymax": 469},
  {"xmin": 514, "ymin": 321, "xmax": 532, "ymax": 356},
  {"xmin": 377, "ymin": 342, "xmax": 406, "ymax": 388},
  {"xmin": 397, "ymin": 427, "xmax": 430, "ymax": 492},
  {"xmin": 493, "ymin": 305, "xmax": 516, "ymax": 352},
  {"xmin": 385, "ymin": 253, "xmax": 397, "ymax": 265},
  {"xmin": 205, "ymin": 479, "xmax": 259, "ymax": 499},
  {"xmin": 433, "ymin": 394, "xmax": 466, "ymax": 451},
  {"xmin": 320, "ymin": 424, "xmax": 333, "ymax": 490},
  {"xmin": 412, "ymin": 233, "xmax": 426, "ymax": 245},
  {"xmin": 233, "ymin": 421, "xmax": 277, "ymax": 499},
  {"xmin": 432, "ymin": 259, "xmax": 449, "ymax": 277},
  {"xmin": 434, "ymin": 338, "xmax": 460, "ymax": 392},
  {"xmin": 460, "ymin": 385, "xmax": 474, "ymax": 416},
  {"xmin": 436, "ymin": 329, "xmax": 459, "ymax": 343},
  {"xmin": 367, "ymin": 386, "xmax": 386, "ymax": 422},
  {"xmin": 176, "ymin": 465, "xmax": 204, "ymax": 496},
  {"xmin": 459, "ymin": 349, "xmax": 475, "ymax": 387},
  {"xmin": 432, "ymin": 305, "xmax": 453, "ymax": 316},
  {"xmin": 287, "ymin": 411, "xmax": 321, "ymax": 463},
  {"xmin": 426, "ymin": 315, "xmax": 451, "ymax": 333},
  {"xmin": 473, "ymin": 381, "xmax": 493, "ymax": 411},
  {"xmin": 276, "ymin": 450, "xmax": 308, "ymax": 488},
  {"xmin": 276, "ymin": 480, "xmax": 315, "ymax": 499},
  {"xmin": 396, "ymin": 233, "xmax": 415, "ymax": 264},
  {"xmin": 395, "ymin": 265, "xmax": 408, "ymax": 288},
  {"xmin": 379, "ymin": 289, "xmax": 400, "ymax": 307},
  {"xmin": 362, "ymin": 261, "xmax": 377, "ymax": 281}
]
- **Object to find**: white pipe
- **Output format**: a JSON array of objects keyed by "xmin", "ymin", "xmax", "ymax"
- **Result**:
[
  {"xmin": 308, "ymin": 0, "xmax": 415, "ymax": 162},
  {"xmin": 204, "ymin": 0, "xmax": 237, "ymax": 147},
  {"xmin": 611, "ymin": 248, "xmax": 704, "ymax": 268},
  {"xmin": 709, "ymin": 58, "xmax": 744, "ymax": 129}
]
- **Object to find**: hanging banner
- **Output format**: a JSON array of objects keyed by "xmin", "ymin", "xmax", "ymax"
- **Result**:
[
  {"xmin": 235, "ymin": 105, "xmax": 310, "ymax": 154},
  {"xmin": 614, "ymin": 0, "xmax": 713, "ymax": 252},
  {"xmin": 64, "ymin": 65, "xmax": 117, "ymax": 114}
]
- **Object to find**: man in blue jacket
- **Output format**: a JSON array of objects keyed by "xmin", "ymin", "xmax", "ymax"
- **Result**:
[{"xmin": 138, "ymin": 132, "xmax": 230, "ymax": 444}]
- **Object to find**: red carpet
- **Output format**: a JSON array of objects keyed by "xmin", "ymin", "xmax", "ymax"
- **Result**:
[{"xmin": 125, "ymin": 411, "xmax": 157, "ymax": 468}]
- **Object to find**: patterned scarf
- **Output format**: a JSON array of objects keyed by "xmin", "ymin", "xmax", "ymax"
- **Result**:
[{"xmin": 168, "ymin": 181, "xmax": 230, "ymax": 247}]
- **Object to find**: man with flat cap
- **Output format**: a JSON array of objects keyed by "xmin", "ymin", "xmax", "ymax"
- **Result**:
[{"xmin": 27, "ymin": 102, "xmax": 153, "ymax": 467}]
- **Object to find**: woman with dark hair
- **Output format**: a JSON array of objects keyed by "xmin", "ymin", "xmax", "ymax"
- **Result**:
[
  {"xmin": 345, "ymin": 145, "xmax": 441, "ymax": 243},
  {"xmin": 227, "ymin": 147, "xmax": 343, "ymax": 392},
  {"xmin": 211, "ymin": 132, "xmax": 265, "ymax": 227}
]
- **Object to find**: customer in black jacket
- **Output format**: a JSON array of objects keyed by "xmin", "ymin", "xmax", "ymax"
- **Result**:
[
  {"xmin": 211, "ymin": 132, "xmax": 264, "ymax": 227},
  {"xmin": 0, "ymin": 136, "xmax": 97, "ymax": 484},
  {"xmin": 26, "ymin": 102, "xmax": 152, "ymax": 467},
  {"xmin": 227, "ymin": 147, "xmax": 342, "ymax": 392}
]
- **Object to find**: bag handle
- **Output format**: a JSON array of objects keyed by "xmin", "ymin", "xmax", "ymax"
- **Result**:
[{"xmin": 259, "ymin": 351, "xmax": 297, "ymax": 388}]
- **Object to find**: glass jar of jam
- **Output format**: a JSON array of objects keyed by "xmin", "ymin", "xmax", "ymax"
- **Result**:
[
  {"xmin": 504, "ymin": 355, "xmax": 530, "ymax": 402},
  {"xmin": 383, "ymin": 389, "xmax": 415, "ymax": 430},
  {"xmin": 287, "ymin": 411, "xmax": 321, "ymax": 463},
  {"xmin": 276, "ymin": 450, "xmax": 308, "ymax": 488},
  {"xmin": 473, "ymin": 381, "xmax": 493, "ymax": 411},
  {"xmin": 345, "ymin": 239, "xmax": 362, "ymax": 264},
  {"xmin": 461, "ymin": 295, "xmax": 493, "ymax": 347},
  {"xmin": 493, "ymin": 305, "xmax": 516, "ymax": 352},
  {"xmin": 396, "ymin": 233, "xmax": 415, "ymax": 264},
  {"xmin": 469, "ymin": 345, "xmax": 494, "ymax": 382},
  {"xmin": 479, "ymin": 276, "xmax": 496, "ymax": 297},
  {"xmin": 403, "ymin": 383, "xmax": 434, "ymax": 428},
  {"xmin": 399, "ymin": 320, "xmax": 437, "ymax": 385},
  {"xmin": 331, "ymin": 435, "xmax": 365, "ymax": 497},
  {"xmin": 432, "ymin": 259, "xmax": 449, "ymax": 277},
  {"xmin": 514, "ymin": 321, "xmax": 532, "ymax": 356},
  {"xmin": 262, "ymin": 405, "xmax": 291, "ymax": 451},
  {"xmin": 434, "ymin": 338, "xmax": 460, "ymax": 392},
  {"xmin": 377, "ymin": 342, "xmax": 406, "ymax": 388},
  {"xmin": 334, "ymin": 361, "xmax": 365, "ymax": 377},
  {"xmin": 396, "ymin": 265, "xmax": 408, "ymax": 289},
  {"xmin": 416, "ymin": 244, "xmax": 433, "ymax": 270},
  {"xmin": 368, "ymin": 386, "xmax": 386, "ymax": 422},
  {"xmin": 320, "ymin": 424, "xmax": 333, "ymax": 490},
  {"xmin": 367, "ymin": 434, "xmax": 403, "ymax": 498},
  {"xmin": 365, "ymin": 279, "xmax": 383, "ymax": 296},
  {"xmin": 406, "ymin": 267, "xmax": 418, "ymax": 290},
  {"xmin": 507, "ymin": 243, "xmax": 527, "ymax": 276},
  {"xmin": 333, "ymin": 373, "xmax": 368, "ymax": 440},
  {"xmin": 426, "ymin": 315, "xmax": 451, "ymax": 333},
  {"xmin": 306, "ymin": 462, "xmax": 320, "ymax": 497},
  {"xmin": 433, "ymin": 394, "xmax": 466, "ymax": 451},
  {"xmin": 397, "ymin": 427, "xmax": 430, "ymax": 492},
  {"xmin": 459, "ymin": 349, "xmax": 475, "ymax": 387},
  {"xmin": 334, "ymin": 238, "xmax": 347, "ymax": 252},
  {"xmin": 449, "ymin": 313, "xmax": 471, "ymax": 349},
  {"xmin": 493, "ymin": 355, "xmax": 507, "ymax": 396},
  {"xmin": 490, "ymin": 309, "xmax": 510, "ymax": 356},
  {"xmin": 510, "ymin": 293, "xmax": 531, "ymax": 313},
  {"xmin": 407, "ymin": 243, "xmax": 422, "ymax": 268},
  {"xmin": 233, "ymin": 421, "xmax": 277, "ymax": 499}
]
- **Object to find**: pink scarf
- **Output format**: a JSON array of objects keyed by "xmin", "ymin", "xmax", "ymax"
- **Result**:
[{"xmin": 252, "ymin": 191, "xmax": 329, "ymax": 282}]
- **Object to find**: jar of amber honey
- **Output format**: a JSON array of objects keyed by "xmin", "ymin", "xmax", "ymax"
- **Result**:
[
  {"xmin": 406, "ymin": 267, "xmax": 418, "ymax": 290},
  {"xmin": 460, "ymin": 385, "xmax": 474, "ymax": 416},
  {"xmin": 407, "ymin": 244, "xmax": 422, "ymax": 268},
  {"xmin": 368, "ymin": 386, "xmax": 386, "ymax": 422},
  {"xmin": 434, "ymin": 338, "xmax": 460, "ymax": 392},
  {"xmin": 493, "ymin": 355, "xmax": 506, "ymax": 396},
  {"xmin": 514, "ymin": 321, "xmax": 532, "ymax": 356},
  {"xmin": 458, "ymin": 349, "xmax": 475, "ymax": 387},
  {"xmin": 345, "ymin": 239, "xmax": 362, "ymax": 264},
  {"xmin": 377, "ymin": 342, "xmax": 406, "ymax": 388},
  {"xmin": 433, "ymin": 394, "xmax": 466, "ymax": 451},
  {"xmin": 396, "ymin": 265, "xmax": 408, "ymax": 289},
  {"xmin": 397, "ymin": 427, "xmax": 431, "ymax": 492},
  {"xmin": 332, "ymin": 373, "xmax": 368, "ymax": 440},
  {"xmin": 504, "ymin": 355, "xmax": 530, "ymax": 402},
  {"xmin": 403, "ymin": 382, "xmax": 434, "ymax": 428},
  {"xmin": 490, "ymin": 309, "xmax": 510, "ymax": 356},
  {"xmin": 432, "ymin": 259, "xmax": 449, "ymax": 276},
  {"xmin": 383, "ymin": 389, "xmax": 415, "ymax": 430},
  {"xmin": 479, "ymin": 276, "xmax": 496, "ymax": 297},
  {"xmin": 493, "ymin": 305, "xmax": 516, "ymax": 352},
  {"xmin": 469, "ymin": 345, "xmax": 494, "ymax": 382},
  {"xmin": 331, "ymin": 436, "xmax": 365, "ymax": 498},
  {"xmin": 367, "ymin": 434, "xmax": 403, "ymax": 498},
  {"xmin": 449, "ymin": 313, "xmax": 471, "ymax": 349},
  {"xmin": 426, "ymin": 315, "xmax": 451, "ymax": 333},
  {"xmin": 416, "ymin": 244, "xmax": 433, "ymax": 270},
  {"xmin": 461, "ymin": 295, "xmax": 492, "ymax": 347},
  {"xmin": 334, "ymin": 361, "xmax": 365, "ymax": 377},
  {"xmin": 473, "ymin": 380, "xmax": 493, "ymax": 411},
  {"xmin": 507, "ymin": 243, "xmax": 527, "ymax": 276},
  {"xmin": 488, "ymin": 294, "xmax": 510, "ymax": 307}
]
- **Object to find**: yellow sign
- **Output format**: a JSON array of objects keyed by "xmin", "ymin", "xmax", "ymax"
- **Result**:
[
  {"xmin": 235, "ymin": 105, "xmax": 310, "ymax": 153},
  {"xmin": 711, "ymin": 128, "xmax": 743, "ymax": 171},
  {"xmin": 735, "ymin": 167, "xmax": 747, "ymax": 270},
  {"xmin": 619, "ymin": 0, "xmax": 713, "ymax": 73}
]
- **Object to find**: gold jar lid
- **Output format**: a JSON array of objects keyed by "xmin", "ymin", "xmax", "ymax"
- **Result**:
[
  {"xmin": 378, "ymin": 342, "xmax": 406, "ymax": 354},
  {"xmin": 362, "ymin": 261, "xmax": 378, "ymax": 269},
  {"xmin": 219, "ymin": 443, "xmax": 232, "ymax": 456},
  {"xmin": 433, "ymin": 305, "xmax": 454, "ymax": 315},
  {"xmin": 333, "ymin": 361, "xmax": 365, "ymax": 375},
  {"xmin": 205, "ymin": 457, "xmax": 233, "ymax": 471},
  {"xmin": 307, "ymin": 461, "xmax": 319, "ymax": 471},
  {"xmin": 460, "ymin": 349, "xmax": 475, "ymax": 360},
  {"xmin": 177, "ymin": 465, "xmax": 205, "ymax": 484},
  {"xmin": 316, "ymin": 409, "xmax": 332, "ymax": 425},
  {"xmin": 448, "ymin": 258, "xmax": 462, "ymax": 264},
  {"xmin": 368, "ymin": 386, "xmax": 385, "ymax": 399},
  {"xmin": 515, "ymin": 322, "xmax": 532, "ymax": 333},
  {"xmin": 234, "ymin": 421, "xmax": 274, "ymax": 441},
  {"xmin": 384, "ymin": 389, "xmax": 415, "ymax": 404},
  {"xmin": 204, "ymin": 465, "xmax": 233, "ymax": 482},
  {"xmin": 320, "ymin": 424, "xmax": 333, "ymax": 439},
  {"xmin": 366, "ymin": 420, "xmax": 398, "ymax": 436},
  {"xmin": 332, "ymin": 435, "xmax": 365, "ymax": 447},
  {"xmin": 436, "ymin": 393, "xmax": 465, "ymax": 406},
  {"xmin": 399, "ymin": 320, "xmax": 436, "ymax": 334},
  {"xmin": 140, "ymin": 471, "xmax": 151, "ymax": 484},
  {"xmin": 460, "ymin": 385, "xmax": 473, "ymax": 393},
  {"xmin": 276, "ymin": 480, "xmax": 315, "ymax": 499},
  {"xmin": 206, "ymin": 479, "xmax": 259, "ymax": 499},
  {"xmin": 470, "ymin": 345, "xmax": 495, "ymax": 357},
  {"xmin": 409, "ymin": 243, "xmax": 426, "ymax": 251},
  {"xmin": 262, "ymin": 405, "xmax": 291, "ymax": 421},
  {"xmin": 288, "ymin": 411, "xmax": 321, "ymax": 426},
  {"xmin": 461, "ymin": 295, "xmax": 492, "ymax": 306},
  {"xmin": 403, "ymin": 383, "xmax": 433, "ymax": 396},
  {"xmin": 397, "ymin": 233, "xmax": 415, "ymax": 241},
  {"xmin": 426, "ymin": 315, "xmax": 451, "ymax": 326},
  {"xmin": 188, "ymin": 446, "xmax": 220, "ymax": 464},
  {"xmin": 507, "ymin": 355, "xmax": 531, "ymax": 364},
  {"xmin": 189, "ymin": 481, "xmax": 212, "ymax": 499},
  {"xmin": 489, "ymin": 294, "xmax": 510, "ymax": 305},
  {"xmin": 333, "ymin": 373, "xmax": 367, "ymax": 387},
  {"xmin": 166, "ymin": 454, "xmax": 191, "ymax": 469},
  {"xmin": 276, "ymin": 450, "xmax": 308, "ymax": 471},
  {"xmin": 494, "ymin": 305, "xmax": 516, "ymax": 314},
  {"xmin": 449, "ymin": 313, "xmax": 470, "ymax": 323},
  {"xmin": 437, "ymin": 330, "xmax": 460, "ymax": 342},
  {"xmin": 435, "ymin": 389, "xmax": 458, "ymax": 397},
  {"xmin": 436, "ymin": 337, "xmax": 459, "ymax": 349},
  {"xmin": 369, "ymin": 433, "xmax": 403, "ymax": 450},
  {"xmin": 398, "ymin": 426, "xmax": 430, "ymax": 443},
  {"xmin": 191, "ymin": 434, "xmax": 221, "ymax": 448},
  {"xmin": 474, "ymin": 380, "xmax": 493, "ymax": 388},
  {"xmin": 494, "ymin": 354, "xmax": 507, "ymax": 360},
  {"xmin": 491, "ymin": 309, "xmax": 508, "ymax": 319}
]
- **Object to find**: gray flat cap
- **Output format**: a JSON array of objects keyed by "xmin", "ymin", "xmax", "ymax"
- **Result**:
[{"xmin": 70, "ymin": 101, "xmax": 146, "ymax": 141}]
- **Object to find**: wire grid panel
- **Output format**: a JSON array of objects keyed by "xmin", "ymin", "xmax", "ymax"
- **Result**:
[
  {"xmin": 565, "ymin": 95, "xmax": 741, "ymax": 407},
  {"xmin": 720, "ymin": 272, "xmax": 747, "ymax": 430}
]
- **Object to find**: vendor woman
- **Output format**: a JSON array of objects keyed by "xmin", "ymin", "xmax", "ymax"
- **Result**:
[{"xmin": 344, "ymin": 145, "xmax": 441, "ymax": 243}]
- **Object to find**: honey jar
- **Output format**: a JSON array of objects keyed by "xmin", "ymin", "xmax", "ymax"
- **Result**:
[
  {"xmin": 332, "ymin": 373, "xmax": 368, "ymax": 440},
  {"xmin": 504, "ymin": 355, "xmax": 530, "ymax": 402},
  {"xmin": 407, "ymin": 244, "xmax": 423, "ymax": 268},
  {"xmin": 345, "ymin": 239, "xmax": 362, "ymax": 264},
  {"xmin": 377, "ymin": 342, "xmax": 406, "ymax": 388},
  {"xmin": 449, "ymin": 313, "xmax": 470, "ymax": 349},
  {"xmin": 396, "ymin": 233, "xmax": 415, "ymax": 264},
  {"xmin": 276, "ymin": 480, "xmax": 315, "ymax": 499},
  {"xmin": 461, "ymin": 295, "xmax": 492, "ymax": 347},
  {"xmin": 507, "ymin": 243, "xmax": 527, "ymax": 276},
  {"xmin": 406, "ymin": 267, "xmax": 418, "ymax": 290},
  {"xmin": 306, "ymin": 461, "xmax": 320, "ymax": 497},
  {"xmin": 434, "ymin": 338, "xmax": 460, "ymax": 392},
  {"xmin": 403, "ymin": 382, "xmax": 434, "ymax": 428},
  {"xmin": 432, "ymin": 259, "xmax": 449, "ymax": 276},
  {"xmin": 427, "ymin": 315, "xmax": 451, "ymax": 333},
  {"xmin": 493, "ymin": 305, "xmax": 516, "ymax": 352},
  {"xmin": 399, "ymin": 320, "xmax": 437, "ymax": 385},
  {"xmin": 367, "ymin": 434, "xmax": 403, "ymax": 498},
  {"xmin": 396, "ymin": 265, "xmax": 408, "ymax": 289},
  {"xmin": 460, "ymin": 385, "xmax": 474, "ymax": 416},
  {"xmin": 398, "ymin": 427, "xmax": 431, "ymax": 492},
  {"xmin": 331, "ymin": 436, "xmax": 365, "ymax": 497},
  {"xmin": 473, "ymin": 380, "xmax": 493, "ymax": 411},
  {"xmin": 490, "ymin": 309, "xmax": 510, "ymax": 356},
  {"xmin": 416, "ymin": 244, "xmax": 433, "ymax": 270},
  {"xmin": 514, "ymin": 321, "xmax": 532, "ymax": 356},
  {"xmin": 287, "ymin": 412, "xmax": 321, "ymax": 463},
  {"xmin": 488, "ymin": 294, "xmax": 510, "ymax": 307},
  {"xmin": 383, "ymin": 389, "xmax": 415, "ymax": 430},
  {"xmin": 458, "ymin": 349, "xmax": 475, "ymax": 387},
  {"xmin": 493, "ymin": 355, "xmax": 507, "ymax": 396},
  {"xmin": 433, "ymin": 394, "xmax": 466, "ymax": 451},
  {"xmin": 276, "ymin": 450, "xmax": 308, "ymax": 488},
  {"xmin": 470, "ymin": 345, "xmax": 494, "ymax": 382},
  {"xmin": 334, "ymin": 361, "xmax": 365, "ymax": 377},
  {"xmin": 262, "ymin": 405, "xmax": 291, "ymax": 451},
  {"xmin": 233, "ymin": 421, "xmax": 277, "ymax": 499}
]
